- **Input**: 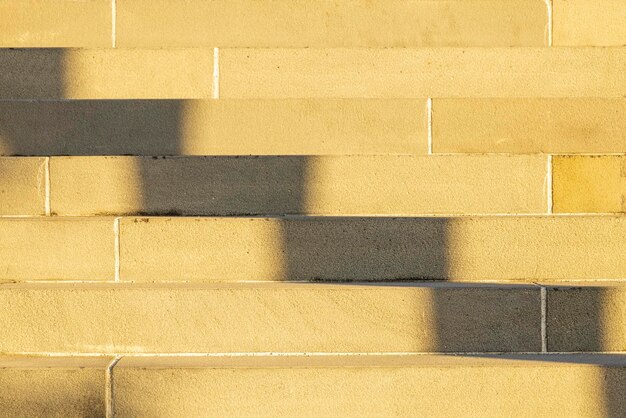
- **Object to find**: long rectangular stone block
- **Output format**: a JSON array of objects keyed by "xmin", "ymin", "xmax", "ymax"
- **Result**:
[
  {"xmin": 433, "ymin": 99, "xmax": 626, "ymax": 154},
  {"xmin": 0, "ymin": 49, "xmax": 214, "ymax": 99},
  {"xmin": 0, "ymin": 0, "xmax": 111, "ymax": 47},
  {"xmin": 0, "ymin": 99, "xmax": 427, "ymax": 156},
  {"xmin": 120, "ymin": 216, "xmax": 625, "ymax": 282},
  {"xmin": 220, "ymin": 48, "xmax": 626, "ymax": 98},
  {"xmin": 113, "ymin": 354, "xmax": 626, "ymax": 417},
  {"xmin": 0, "ymin": 282, "xmax": 540, "ymax": 353},
  {"xmin": 0, "ymin": 218, "xmax": 114, "ymax": 281},
  {"xmin": 0, "ymin": 356, "xmax": 109, "ymax": 417},
  {"xmin": 50, "ymin": 155, "xmax": 548, "ymax": 216},
  {"xmin": 117, "ymin": 0, "xmax": 547, "ymax": 47},
  {"xmin": 0, "ymin": 157, "xmax": 46, "ymax": 215}
]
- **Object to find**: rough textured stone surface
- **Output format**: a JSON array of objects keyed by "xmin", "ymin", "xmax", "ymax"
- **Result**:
[
  {"xmin": 50, "ymin": 155, "xmax": 548, "ymax": 216},
  {"xmin": 0, "ymin": 157, "xmax": 46, "ymax": 215},
  {"xmin": 221, "ymin": 48, "xmax": 626, "ymax": 98},
  {"xmin": 0, "ymin": 218, "xmax": 114, "ymax": 281},
  {"xmin": 547, "ymin": 283, "xmax": 626, "ymax": 352},
  {"xmin": 0, "ymin": 282, "xmax": 540, "ymax": 353},
  {"xmin": 120, "ymin": 216, "xmax": 625, "ymax": 282},
  {"xmin": 433, "ymin": 99, "xmax": 626, "ymax": 154},
  {"xmin": 0, "ymin": 49, "xmax": 214, "ymax": 99},
  {"xmin": 113, "ymin": 355, "xmax": 626, "ymax": 417},
  {"xmin": 0, "ymin": 356, "xmax": 109, "ymax": 417},
  {"xmin": 0, "ymin": 0, "xmax": 111, "ymax": 47},
  {"xmin": 554, "ymin": 0, "xmax": 626, "ymax": 46},
  {"xmin": 553, "ymin": 156, "xmax": 626, "ymax": 213},
  {"xmin": 117, "ymin": 0, "xmax": 547, "ymax": 47},
  {"xmin": 0, "ymin": 99, "xmax": 427, "ymax": 156}
]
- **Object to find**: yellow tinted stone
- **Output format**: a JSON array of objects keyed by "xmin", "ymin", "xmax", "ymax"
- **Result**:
[
  {"xmin": 0, "ymin": 282, "xmax": 539, "ymax": 353},
  {"xmin": 554, "ymin": 0, "xmax": 626, "ymax": 46},
  {"xmin": 0, "ymin": 157, "xmax": 45, "ymax": 215},
  {"xmin": 50, "ymin": 155, "xmax": 547, "ymax": 216},
  {"xmin": 118, "ymin": 0, "xmax": 547, "ymax": 47},
  {"xmin": 220, "ymin": 48, "xmax": 626, "ymax": 98},
  {"xmin": 553, "ymin": 156, "xmax": 626, "ymax": 213},
  {"xmin": 176, "ymin": 99, "xmax": 428, "ymax": 155},
  {"xmin": 0, "ymin": 356, "xmax": 109, "ymax": 417},
  {"xmin": 0, "ymin": 218, "xmax": 114, "ymax": 281},
  {"xmin": 120, "ymin": 216, "xmax": 625, "ymax": 282},
  {"xmin": 0, "ymin": 99, "xmax": 426, "ymax": 155},
  {"xmin": 433, "ymin": 99, "xmax": 626, "ymax": 154},
  {"xmin": 114, "ymin": 355, "xmax": 626, "ymax": 417},
  {"xmin": 0, "ymin": 49, "xmax": 214, "ymax": 99},
  {"xmin": 0, "ymin": 0, "xmax": 111, "ymax": 47}
]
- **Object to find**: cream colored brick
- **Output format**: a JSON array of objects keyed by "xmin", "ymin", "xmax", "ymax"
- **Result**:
[
  {"xmin": 220, "ymin": 48, "xmax": 626, "ymax": 98},
  {"xmin": 0, "ymin": 218, "xmax": 114, "ymax": 281},
  {"xmin": 0, "ymin": 157, "xmax": 45, "ymax": 215},
  {"xmin": 547, "ymin": 283, "xmax": 626, "ymax": 352},
  {"xmin": 433, "ymin": 99, "xmax": 626, "ymax": 154},
  {"xmin": 0, "ymin": 49, "xmax": 214, "ymax": 99},
  {"xmin": 50, "ymin": 155, "xmax": 548, "ymax": 216},
  {"xmin": 554, "ymin": 0, "xmax": 626, "ymax": 46},
  {"xmin": 553, "ymin": 156, "xmax": 626, "ymax": 213},
  {"xmin": 114, "ymin": 355, "xmax": 626, "ymax": 418},
  {"xmin": 120, "ymin": 216, "xmax": 625, "ymax": 282},
  {"xmin": 0, "ymin": 356, "xmax": 109, "ymax": 417},
  {"xmin": 0, "ymin": 282, "xmax": 540, "ymax": 353},
  {"xmin": 0, "ymin": 99, "xmax": 426, "ymax": 155},
  {"xmin": 117, "ymin": 0, "xmax": 547, "ymax": 47},
  {"xmin": 0, "ymin": 0, "xmax": 111, "ymax": 47}
]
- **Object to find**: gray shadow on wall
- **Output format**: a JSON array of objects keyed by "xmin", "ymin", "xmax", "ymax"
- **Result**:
[
  {"xmin": 0, "ymin": 50, "xmax": 184, "ymax": 157},
  {"xmin": 0, "ymin": 47, "xmax": 622, "ymax": 417},
  {"xmin": 0, "ymin": 48, "xmax": 64, "ymax": 99},
  {"xmin": 133, "ymin": 156, "xmax": 311, "ymax": 216},
  {"xmin": 0, "ymin": 100, "xmax": 183, "ymax": 156}
]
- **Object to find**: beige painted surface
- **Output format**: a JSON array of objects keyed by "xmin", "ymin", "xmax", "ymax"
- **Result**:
[
  {"xmin": 553, "ymin": 156, "xmax": 626, "ymax": 213},
  {"xmin": 120, "ymin": 216, "xmax": 625, "ymax": 282},
  {"xmin": 50, "ymin": 155, "xmax": 548, "ymax": 216},
  {"xmin": 117, "ymin": 0, "xmax": 547, "ymax": 47},
  {"xmin": 554, "ymin": 0, "xmax": 626, "ymax": 46},
  {"xmin": 0, "ymin": 49, "xmax": 214, "ymax": 99},
  {"xmin": 547, "ymin": 285, "xmax": 626, "ymax": 352},
  {"xmin": 0, "ymin": 0, "xmax": 111, "ymax": 47},
  {"xmin": 0, "ymin": 282, "xmax": 539, "ymax": 353},
  {"xmin": 113, "ymin": 355, "xmax": 625, "ymax": 417},
  {"xmin": 0, "ymin": 356, "xmax": 109, "ymax": 417},
  {"xmin": 0, "ymin": 99, "xmax": 426, "ymax": 155},
  {"xmin": 221, "ymin": 48, "xmax": 626, "ymax": 98},
  {"xmin": 433, "ymin": 99, "xmax": 626, "ymax": 154},
  {"xmin": 0, "ymin": 218, "xmax": 114, "ymax": 281},
  {"xmin": 0, "ymin": 157, "xmax": 45, "ymax": 215}
]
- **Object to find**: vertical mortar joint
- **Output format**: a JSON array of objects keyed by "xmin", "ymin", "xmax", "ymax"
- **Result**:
[
  {"xmin": 111, "ymin": 0, "xmax": 117, "ymax": 48},
  {"xmin": 546, "ymin": 0, "xmax": 553, "ymax": 46},
  {"xmin": 540, "ymin": 286, "xmax": 547, "ymax": 353},
  {"xmin": 547, "ymin": 155, "xmax": 553, "ymax": 213},
  {"xmin": 44, "ymin": 157, "xmax": 51, "ymax": 216},
  {"xmin": 106, "ymin": 356, "xmax": 122, "ymax": 418}
]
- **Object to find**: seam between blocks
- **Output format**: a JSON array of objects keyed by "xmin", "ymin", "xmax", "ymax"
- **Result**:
[{"xmin": 106, "ymin": 356, "xmax": 122, "ymax": 418}]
